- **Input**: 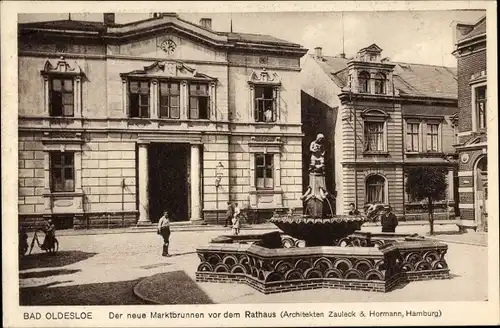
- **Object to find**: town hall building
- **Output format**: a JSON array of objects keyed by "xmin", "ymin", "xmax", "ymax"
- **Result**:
[{"xmin": 18, "ymin": 13, "xmax": 308, "ymax": 229}]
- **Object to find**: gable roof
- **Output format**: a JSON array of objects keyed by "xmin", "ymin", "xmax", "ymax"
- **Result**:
[{"xmin": 311, "ymin": 54, "xmax": 457, "ymax": 99}]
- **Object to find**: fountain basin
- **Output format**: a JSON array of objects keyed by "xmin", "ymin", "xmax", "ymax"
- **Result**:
[
  {"xmin": 195, "ymin": 231, "xmax": 450, "ymax": 294},
  {"xmin": 270, "ymin": 214, "xmax": 369, "ymax": 246}
]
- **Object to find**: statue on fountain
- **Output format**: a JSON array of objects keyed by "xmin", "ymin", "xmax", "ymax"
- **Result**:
[{"xmin": 301, "ymin": 133, "xmax": 334, "ymax": 218}]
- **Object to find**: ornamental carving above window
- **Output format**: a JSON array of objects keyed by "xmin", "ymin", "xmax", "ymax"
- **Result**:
[
  {"xmin": 41, "ymin": 57, "xmax": 83, "ymax": 76},
  {"xmin": 120, "ymin": 60, "xmax": 217, "ymax": 82},
  {"xmin": 248, "ymin": 68, "xmax": 281, "ymax": 85}
]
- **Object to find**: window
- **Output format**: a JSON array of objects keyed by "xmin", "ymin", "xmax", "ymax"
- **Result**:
[
  {"xmin": 374, "ymin": 73, "xmax": 386, "ymax": 94},
  {"xmin": 159, "ymin": 82, "xmax": 180, "ymax": 119},
  {"xmin": 189, "ymin": 83, "xmax": 209, "ymax": 119},
  {"xmin": 50, "ymin": 77, "xmax": 74, "ymax": 117},
  {"xmin": 366, "ymin": 175, "xmax": 385, "ymax": 204},
  {"xmin": 475, "ymin": 86, "xmax": 487, "ymax": 130},
  {"xmin": 426, "ymin": 123, "xmax": 439, "ymax": 152},
  {"xmin": 129, "ymin": 81, "xmax": 150, "ymax": 118},
  {"xmin": 406, "ymin": 122, "xmax": 419, "ymax": 152},
  {"xmin": 358, "ymin": 71, "xmax": 370, "ymax": 93},
  {"xmin": 255, "ymin": 153, "xmax": 274, "ymax": 189},
  {"xmin": 50, "ymin": 152, "xmax": 74, "ymax": 192},
  {"xmin": 364, "ymin": 121, "xmax": 385, "ymax": 151},
  {"xmin": 254, "ymin": 86, "xmax": 276, "ymax": 122}
]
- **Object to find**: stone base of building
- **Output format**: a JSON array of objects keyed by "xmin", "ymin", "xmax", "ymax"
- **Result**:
[{"xmin": 19, "ymin": 211, "xmax": 138, "ymax": 230}]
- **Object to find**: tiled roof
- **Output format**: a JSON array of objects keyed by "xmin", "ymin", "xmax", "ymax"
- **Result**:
[
  {"xmin": 392, "ymin": 62, "xmax": 457, "ymax": 99},
  {"xmin": 312, "ymin": 54, "xmax": 457, "ymax": 99},
  {"xmin": 225, "ymin": 32, "xmax": 301, "ymax": 46}
]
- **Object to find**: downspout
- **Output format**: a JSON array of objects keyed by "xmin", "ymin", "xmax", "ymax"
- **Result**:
[
  {"xmin": 395, "ymin": 74, "xmax": 405, "ymax": 218},
  {"xmin": 352, "ymin": 91, "xmax": 358, "ymax": 209}
]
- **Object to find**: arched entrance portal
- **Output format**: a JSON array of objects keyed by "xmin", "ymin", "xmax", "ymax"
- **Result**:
[{"xmin": 474, "ymin": 155, "xmax": 487, "ymax": 225}]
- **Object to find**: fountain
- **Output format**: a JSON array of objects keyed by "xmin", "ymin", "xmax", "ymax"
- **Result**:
[{"xmin": 196, "ymin": 133, "xmax": 450, "ymax": 294}]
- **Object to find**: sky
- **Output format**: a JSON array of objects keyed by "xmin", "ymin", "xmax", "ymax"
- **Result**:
[{"xmin": 19, "ymin": 10, "xmax": 485, "ymax": 67}]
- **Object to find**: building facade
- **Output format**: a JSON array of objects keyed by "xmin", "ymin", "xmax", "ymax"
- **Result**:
[
  {"xmin": 301, "ymin": 45, "xmax": 458, "ymax": 220},
  {"xmin": 18, "ymin": 13, "xmax": 307, "ymax": 229},
  {"xmin": 453, "ymin": 16, "xmax": 488, "ymax": 230}
]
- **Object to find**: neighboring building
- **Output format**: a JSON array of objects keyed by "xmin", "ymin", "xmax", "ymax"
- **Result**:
[
  {"xmin": 301, "ymin": 45, "xmax": 458, "ymax": 220},
  {"xmin": 18, "ymin": 13, "xmax": 307, "ymax": 229},
  {"xmin": 452, "ymin": 16, "xmax": 487, "ymax": 231}
]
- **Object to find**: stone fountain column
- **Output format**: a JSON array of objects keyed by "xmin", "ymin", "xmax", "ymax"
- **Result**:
[{"xmin": 305, "ymin": 172, "xmax": 328, "ymax": 217}]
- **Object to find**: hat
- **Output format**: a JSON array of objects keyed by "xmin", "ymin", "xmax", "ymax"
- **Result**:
[{"xmin": 316, "ymin": 133, "xmax": 325, "ymax": 139}]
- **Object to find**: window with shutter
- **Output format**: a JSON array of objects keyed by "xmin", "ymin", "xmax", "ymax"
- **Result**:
[{"xmin": 189, "ymin": 83, "xmax": 209, "ymax": 119}]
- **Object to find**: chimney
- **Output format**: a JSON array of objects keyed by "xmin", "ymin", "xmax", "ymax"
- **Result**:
[
  {"xmin": 314, "ymin": 47, "xmax": 323, "ymax": 58},
  {"xmin": 199, "ymin": 18, "xmax": 212, "ymax": 30},
  {"xmin": 103, "ymin": 13, "xmax": 115, "ymax": 25},
  {"xmin": 339, "ymin": 53, "xmax": 346, "ymax": 59}
]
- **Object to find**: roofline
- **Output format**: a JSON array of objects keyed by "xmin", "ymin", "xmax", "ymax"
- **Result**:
[
  {"xmin": 18, "ymin": 16, "xmax": 305, "ymax": 51},
  {"xmin": 455, "ymin": 32, "xmax": 487, "ymax": 47},
  {"xmin": 313, "ymin": 53, "xmax": 457, "ymax": 70}
]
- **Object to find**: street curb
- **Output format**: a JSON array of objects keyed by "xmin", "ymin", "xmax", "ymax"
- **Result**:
[
  {"xmin": 50, "ymin": 225, "xmax": 277, "ymax": 237},
  {"xmin": 41, "ymin": 221, "xmax": 458, "ymax": 237}
]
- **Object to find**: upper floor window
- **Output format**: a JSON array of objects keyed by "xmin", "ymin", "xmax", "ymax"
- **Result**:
[
  {"xmin": 129, "ymin": 81, "xmax": 150, "ymax": 118},
  {"xmin": 364, "ymin": 121, "xmax": 385, "ymax": 152},
  {"xmin": 159, "ymin": 82, "xmax": 180, "ymax": 119},
  {"xmin": 41, "ymin": 58, "xmax": 83, "ymax": 118},
  {"xmin": 50, "ymin": 77, "xmax": 74, "ymax": 117},
  {"xmin": 358, "ymin": 71, "xmax": 370, "ymax": 93},
  {"xmin": 374, "ymin": 73, "xmax": 386, "ymax": 94},
  {"xmin": 189, "ymin": 83, "xmax": 209, "ymax": 119},
  {"xmin": 366, "ymin": 174, "xmax": 386, "ymax": 204},
  {"xmin": 475, "ymin": 86, "xmax": 487, "ymax": 130},
  {"xmin": 406, "ymin": 122, "xmax": 420, "ymax": 152},
  {"xmin": 254, "ymin": 86, "xmax": 276, "ymax": 122},
  {"xmin": 426, "ymin": 123, "xmax": 440, "ymax": 152},
  {"xmin": 255, "ymin": 153, "xmax": 274, "ymax": 189},
  {"xmin": 50, "ymin": 152, "xmax": 74, "ymax": 192}
]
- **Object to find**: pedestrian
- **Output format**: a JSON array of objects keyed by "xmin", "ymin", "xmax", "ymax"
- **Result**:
[
  {"xmin": 380, "ymin": 205, "xmax": 398, "ymax": 233},
  {"xmin": 224, "ymin": 201, "xmax": 234, "ymax": 227},
  {"xmin": 41, "ymin": 219, "xmax": 56, "ymax": 251},
  {"xmin": 232, "ymin": 203, "xmax": 241, "ymax": 235},
  {"xmin": 157, "ymin": 210, "xmax": 171, "ymax": 257},
  {"xmin": 348, "ymin": 202, "xmax": 360, "ymax": 215}
]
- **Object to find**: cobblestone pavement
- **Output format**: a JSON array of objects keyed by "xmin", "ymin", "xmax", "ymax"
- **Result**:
[{"xmin": 19, "ymin": 224, "xmax": 488, "ymax": 304}]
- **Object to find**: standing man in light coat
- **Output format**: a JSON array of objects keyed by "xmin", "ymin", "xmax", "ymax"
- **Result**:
[{"xmin": 157, "ymin": 210, "xmax": 171, "ymax": 257}]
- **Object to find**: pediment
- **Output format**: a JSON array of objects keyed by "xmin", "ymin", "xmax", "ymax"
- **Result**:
[
  {"xmin": 248, "ymin": 68, "xmax": 281, "ymax": 85},
  {"xmin": 360, "ymin": 108, "xmax": 389, "ymax": 119},
  {"xmin": 106, "ymin": 15, "xmax": 228, "ymax": 46},
  {"xmin": 361, "ymin": 43, "xmax": 383, "ymax": 53},
  {"xmin": 108, "ymin": 30, "xmax": 227, "ymax": 63},
  {"xmin": 120, "ymin": 61, "xmax": 217, "ymax": 82},
  {"xmin": 41, "ymin": 57, "xmax": 83, "ymax": 76}
]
